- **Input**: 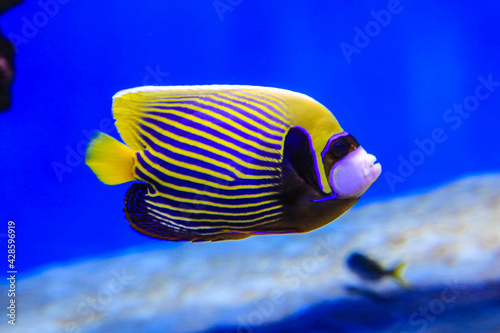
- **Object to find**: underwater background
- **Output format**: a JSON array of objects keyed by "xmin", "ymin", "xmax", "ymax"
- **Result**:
[{"xmin": 1, "ymin": 0, "xmax": 500, "ymax": 332}]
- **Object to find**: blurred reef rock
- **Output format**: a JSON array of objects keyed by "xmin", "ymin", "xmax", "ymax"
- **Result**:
[{"xmin": 5, "ymin": 172, "xmax": 500, "ymax": 333}]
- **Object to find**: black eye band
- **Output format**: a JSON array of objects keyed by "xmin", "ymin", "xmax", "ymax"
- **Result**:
[
  {"xmin": 322, "ymin": 134, "xmax": 360, "ymax": 178},
  {"xmin": 330, "ymin": 140, "xmax": 350, "ymax": 159},
  {"xmin": 330, "ymin": 135, "xmax": 359, "ymax": 158}
]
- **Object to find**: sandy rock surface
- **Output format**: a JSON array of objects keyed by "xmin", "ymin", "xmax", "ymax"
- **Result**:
[{"xmin": 3, "ymin": 173, "xmax": 500, "ymax": 333}]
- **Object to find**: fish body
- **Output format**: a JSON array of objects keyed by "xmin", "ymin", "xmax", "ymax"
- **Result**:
[
  {"xmin": 347, "ymin": 252, "xmax": 408, "ymax": 288},
  {"xmin": 85, "ymin": 85, "xmax": 381, "ymax": 241}
]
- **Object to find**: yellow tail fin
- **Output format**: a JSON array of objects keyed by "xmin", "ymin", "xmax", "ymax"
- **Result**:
[
  {"xmin": 390, "ymin": 262, "xmax": 410, "ymax": 289},
  {"xmin": 85, "ymin": 132, "xmax": 135, "ymax": 185}
]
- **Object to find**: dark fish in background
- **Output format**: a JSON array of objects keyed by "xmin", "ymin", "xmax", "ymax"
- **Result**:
[
  {"xmin": 347, "ymin": 252, "xmax": 409, "ymax": 288},
  {"xmin": 85, "ymin": 85, "xmax": 382, "ymax": 241}
]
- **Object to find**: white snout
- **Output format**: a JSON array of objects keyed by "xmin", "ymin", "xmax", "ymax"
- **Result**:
[{"xmin": 330, "ymin": 147, "xmax": 382, "ymax": 198}]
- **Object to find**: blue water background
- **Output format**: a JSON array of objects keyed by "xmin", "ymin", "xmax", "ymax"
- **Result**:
[{"xmin": 0, "ymin": 0, "xmax": 499, "ymax": 274}]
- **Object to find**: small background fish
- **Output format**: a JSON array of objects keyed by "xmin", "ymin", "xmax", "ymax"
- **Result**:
[{"xmin": 347, "ymin": 252, "xmax": 409, "ymax": 288}]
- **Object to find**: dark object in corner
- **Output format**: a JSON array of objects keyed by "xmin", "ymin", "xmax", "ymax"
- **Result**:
[
  {"xmin": 0, "ymin": 0, "xmax": 23, "ymax": 13},
  {"xmin": 0, "ymin": 0, "xmax": 23, "ymax": 112},
  {"xmin": 0, "ymin": 35, "xmax": 14, "ymax": 111}
]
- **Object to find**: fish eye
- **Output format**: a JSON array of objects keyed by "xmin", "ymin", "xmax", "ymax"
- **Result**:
[
  {"xmin": 322, "ymin": 134, "xmax": 361, "ymax": 182},
  {"xmin": 330, "ymin": 140, "xmax": 350, "ymax": 158}
]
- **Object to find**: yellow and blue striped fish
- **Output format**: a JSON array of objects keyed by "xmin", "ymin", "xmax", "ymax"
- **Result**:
[{"xmin": 85, "ymin": 85, "xmax": 381, "ymax": 242}]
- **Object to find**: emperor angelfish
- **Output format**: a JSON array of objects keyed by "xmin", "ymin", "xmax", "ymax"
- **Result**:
[{"xmin": 85, "ymin": 85, "xmax": 381, "ymax": 242}]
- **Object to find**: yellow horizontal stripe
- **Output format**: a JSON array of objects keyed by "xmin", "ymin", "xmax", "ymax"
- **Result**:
[
  {"xmin": 213, "ymin": 93, "xmax": 288, "ymax": 129},
  {"xmin": 141, "ymin": 112, "xmax": 279, "ymax": 158},
  {"xmin": 146, "ymin": 210, "xmax": 283, "ymax": 232},
  {"xmin": 133, "ymin": 208, "xmax": 281, "ymax": 236},
  {"xmin": 141, "ymin": 94, "xmax": 289, "ymax": 127},
  {"xmin": 184, "ymin": 95, "xmax": 287, "ymax": 134},
  {"xmin": 138, "ymin": 153, "xmax": 280, "ymax": 199},
  {"xmin": 137, "ymin": 119, "xmax": 282, "ymax": 171},
  {"xmin": 234, "ymin": 90, "xmax": 288, "ymax": 119},
  {"xmin": 135, "ymin": 156, "xmax": 232, "ymax": 187},
  {"xmin": 144, "ymin": 197, "xmax": 282, "ymax": 217},
  {"xmin": 150, "ymin": 215, "xmax": 185, "ymax": 230},
  {"xmin": 141, "ymin": 144, "xmax": 235, "ymax": 182},
  {"xmin": 141, "ymin": 101, "xmax": 283, "ymax": 146},
  {"xmin": 251, "ymin": 90, "xmax": 288, "ymax": 112},
  {"xmin": 137, "ymin": 127, "xmax": 277, "ymax": 176},
  {"xmin": 145, "ymin": 148, "xmax": 280, "ymax": 182},
  {"xmin": 136, "ymin": 153, "xmax": 279, "ymax": 191},
  {"xmin": 142, "ymin": 95, "xmax": 287, "ymax": 135},
  {"xmin": 146, "ymin": 206, "xmax": 282, "ymax": 227},
  {"xmin": 146, "ymin": 187, "xmax": 278, "ymax": 209}
]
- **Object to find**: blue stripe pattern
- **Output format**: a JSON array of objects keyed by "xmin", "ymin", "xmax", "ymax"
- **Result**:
[{"xmin": 123, "ymin": 88, "xmax": 291, "ymax": 240}]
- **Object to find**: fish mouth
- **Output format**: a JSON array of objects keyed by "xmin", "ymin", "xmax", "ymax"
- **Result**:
[
  {"xmin": 330, "ymin": 147, "xmax": 382, "ymax": 199},
  {"xmin": 363, "ymin": 155, "xmax": 382, "ymax": 181}
]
